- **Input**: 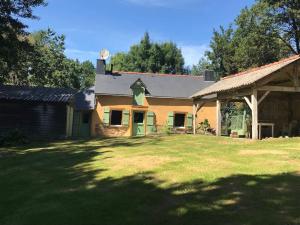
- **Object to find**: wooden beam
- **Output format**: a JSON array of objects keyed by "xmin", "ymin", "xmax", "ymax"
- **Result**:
[
  {"xmin": 258, "ymin": 86, "xmax": 300, "ymax": 92},
  {"xmin": 193, "ymin": 104, "xmax": 197, "ymax": 135},
  {"xmin": 251, "ymin": 90, "xmax": 258, "ymax": 140},
  {"xmin": 196, "ymin": 102, "xmax": 205, "ymax": 112},
  {"xmin": 216, "ymin": 100, "xmax": 222, "ymax": 136},
  {"xmin": 217, "ymin": 89, "xmax": 252, "ymax": 100},
  {"xmin": 193, "ymin": 97, "xmax": 216, "ymax": 105},
  {"xmin": 258, "ymin": 91, "xmax": 270, "ymax": 106},
  {"xmin": 244, "ymin": 96, "xmax": 252, "ymax": 110}
]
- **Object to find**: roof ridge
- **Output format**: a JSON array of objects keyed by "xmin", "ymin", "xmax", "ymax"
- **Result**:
[
  {"xmin": 221, "ymin": 54, "xmax": 300, "ymax": 80},
  {"xmin": 113, "ymin": 71, "xmax": 204, "ymax": 78}
]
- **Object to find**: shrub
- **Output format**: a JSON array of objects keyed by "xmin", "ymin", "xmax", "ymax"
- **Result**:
[
  {"xmin": 162, "ymin": 123, "xmax": 173, "ymax": 135},
  {"xmin": 197, "ymin": 119, "xmax": 214, "ymax": 135},
  {"xmin": 0, "ymin": 129, "xmax": 29, "ymax": 147}
]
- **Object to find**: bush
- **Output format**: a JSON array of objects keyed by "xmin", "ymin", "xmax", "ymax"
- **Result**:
[
  {"xmin": 0, "ymin": 129, "xmax": 29, "ymax": 147},
  {"xmin": 162, "ymin": 123, "xmax": 173, "ymax": 135},
  {"xmin": 197, "ymin": 119, "xmax": 215, "ymax": 135}
]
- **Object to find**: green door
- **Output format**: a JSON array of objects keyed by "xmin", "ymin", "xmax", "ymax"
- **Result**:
[
  {"xmin": 72, "ymin": 111, "xmax": 91, "ymax": 138},
  {"xmin": 133, "ymin": 111, "xmax": 145, "ymax": 136},
  {"xmin": 80, "ymin": 112, "xmax": 91, "ymax": 138}
]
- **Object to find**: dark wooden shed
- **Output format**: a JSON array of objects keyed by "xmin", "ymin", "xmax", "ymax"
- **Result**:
[{"xmin": 0, "ymin": 85, "xmax": 76, "ymax": 139}]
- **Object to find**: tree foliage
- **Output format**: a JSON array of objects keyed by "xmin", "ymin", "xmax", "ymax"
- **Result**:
[
  {"xmin": 1, "ymin": 28, "xmax": 95, "ymax": 89},
  {"xmin": 0, "ymin": 0, "xmax": 46, "ymax": 83},
  {"xmin": 111, "ymin": 33, "xmax": 185, "ymax": 74},
  {"xmin": 263, "ymin": 0, "xmax": 300, "ymax": 54},
  {"xmin": 191, "ymin": 56, "xmax": 213, "ymax": 76},
  {"xmin": 205, "ymin": 0, "xmax": 295, "ymax": 77},
  {"xmin": 27, "ymin": 29, "xmax": 95, "ymax": 89},
  {"xmin": 0, "ymin": 1, "xmax": 95, "ymax": 89}
]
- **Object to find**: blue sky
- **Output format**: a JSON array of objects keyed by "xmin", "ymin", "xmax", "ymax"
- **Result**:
[{"xmin": 27, "ymin": 0, "xmax": 255, "ymax": 67}]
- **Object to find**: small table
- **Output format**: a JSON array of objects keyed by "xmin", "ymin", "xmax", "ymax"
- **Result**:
[{"xmin": 258, "ymin": 123, "xmax": 275, "ymax": 140}]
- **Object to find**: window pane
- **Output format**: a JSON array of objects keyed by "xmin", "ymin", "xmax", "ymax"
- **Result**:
[
  {"xmin": 111, "ymin": 110, "xmax": 122, "ymax": 125},
  {"xmin": 174, "ymin": 113, "xmax": 185, "ymax": 127}
]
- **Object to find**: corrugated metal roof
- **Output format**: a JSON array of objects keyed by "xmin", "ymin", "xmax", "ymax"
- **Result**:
[
  {"xmin": 74, "ymin": 86, "xmax": 95, "ymax": 110},
  {"xmin": 95, "ymin": 72, "xmax": 215, "ymax": 99},
  {"xmin": 0, "ymin": 85, "xmax": 76, "ymax": 103},
  {"xmin": 192, "ymin": 55, "xmax": 300, "ymax": 98}
]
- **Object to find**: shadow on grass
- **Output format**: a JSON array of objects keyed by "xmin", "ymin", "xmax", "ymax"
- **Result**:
[{"xmin": 0, "ymin": 138, "xmax": 300, "ymax": 225}]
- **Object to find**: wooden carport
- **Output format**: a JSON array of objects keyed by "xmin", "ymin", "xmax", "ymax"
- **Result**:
[{"xmin": 192, "ymin": 55, "xmax": 300, "ymax": 140}]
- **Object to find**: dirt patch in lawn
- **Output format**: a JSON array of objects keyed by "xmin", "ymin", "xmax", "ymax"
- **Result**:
[
  {"xmin": 239, "ymin": 150, "xmax": 288, "ymax": 156},
  {"xmin": 107, "ymin": 155, "xmax": 179, "ymax": 171}
]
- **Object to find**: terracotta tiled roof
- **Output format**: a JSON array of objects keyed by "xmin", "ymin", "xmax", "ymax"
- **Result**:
[{"xmin": 192, "ymin": 55, "xmax": 300, "ymax": 98}]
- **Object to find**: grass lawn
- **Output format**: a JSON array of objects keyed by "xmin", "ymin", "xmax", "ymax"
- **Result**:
[{"xmin": 1, "ymin": 135, "xmax": 300, "ymax": 225}]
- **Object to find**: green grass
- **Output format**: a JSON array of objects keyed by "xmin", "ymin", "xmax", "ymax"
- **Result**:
[{"xmin": 1, "ymin": 135, "xmax": 300, "ymax": 225}]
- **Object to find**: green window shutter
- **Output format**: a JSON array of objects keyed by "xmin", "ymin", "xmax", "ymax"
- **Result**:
[
  {"xmin": 187, "ymin": 113, "xmax": 193, "ymax": 129},
  {"xmin": 103, "ymin": 107, "xmax": 110, "ymax": 126},
  {"xmin": 167, "ymin": 112, "xmax": 174, "ymax": 127},
  {"xmin": 122, "ymin": 110, "xmax": 130, "ymax": 126},
  {"xmin": 147, "ymin": 111, "xmax": 156, "ymax": 133}
]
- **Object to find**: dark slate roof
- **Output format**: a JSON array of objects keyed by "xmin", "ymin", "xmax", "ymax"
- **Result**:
[
  {"xmin": 95, "ymin": 72, "xmax": 215, "ymax": 99},
  {"xmin": 0, "ymin": 85, "xmax": 76, "ymax": 103},
  {"xmin": 74, "ymin": 86, "xmax": 95, "ymax": 110}
]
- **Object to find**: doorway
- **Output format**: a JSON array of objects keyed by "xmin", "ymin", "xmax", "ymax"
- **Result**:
[{"xmin": 132, "ymin": 111, "xmax": 145, "ymax": 136}]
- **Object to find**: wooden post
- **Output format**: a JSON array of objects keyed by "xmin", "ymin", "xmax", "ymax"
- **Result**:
[
  {"xmin": 193, "ymin": 104, "xmax": 197, "ymax": 135},
  {"xmin": 66, "ymin": 105, "xmax": 74, "ymax": 137},
  {"xmin": 216, "ymin": 99, "xmax": 222, "ymax": 136},
  {"xmin": 251, "ymin": 89, "xmax": 258, "ymax": 140}
]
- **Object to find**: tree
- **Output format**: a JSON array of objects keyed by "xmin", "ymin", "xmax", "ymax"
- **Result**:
[
  {"xmin": 24, "ymin": 29, "xmax": 94, "ymax": 89},
  {"xmin": 232, "ymin": 2, "xmax": 290, "ymax": 71},
  {"xmin": 110, "ymin": 33, "xmax": 185, "ymax": 74},
  {"xmin": 205, "ymin": 1, "xmax": 292, "ymax": 77},
  {"xmin": 206, "ymin": 26, "xmax": 237, "ymax": 76},
  {"xmin": 262, "ymin": 0, "xmax": 300, "ymax": 54},
  {"xmin": 80, "ymin": 61, "xmax": 96, "ymax": 89},
  {"xmin": 160, "ymin": 42, "xmax": 184, "ymax": 74},
  {"xmin": 110, "ymin": 53, "xmax": 130, "ymax": 72},
  {"xmin": 191, "ymin": 56, "xmax": 213, "ymax": 75},
  {"xmin": 0, "ymin": 0, "xmax": 46, "ymax": 83}
]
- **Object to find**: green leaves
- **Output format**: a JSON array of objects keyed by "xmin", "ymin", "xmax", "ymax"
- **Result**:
[
  {"xmin": 0, "ymin": 0, "xmax": 46, "ymax": 84},
  {"xmin": 1, "ymin": 28, "xmax": 95, "ymax": 90},
  {"xmin": 110, "ymin": 32, "xmax": 185, "ymax": 74},
  {"xmin": 206, "ymin": 1, "xmax": 293, "ymax": 77}
]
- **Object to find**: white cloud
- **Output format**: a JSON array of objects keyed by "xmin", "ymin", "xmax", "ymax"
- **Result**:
[
  {"xmin": 180, "ymin": 44, "xmax": 209, "ymax": 67},
  {"xmin": 65, "ymin": 49, "xmax": 99, "ymax": 63}
]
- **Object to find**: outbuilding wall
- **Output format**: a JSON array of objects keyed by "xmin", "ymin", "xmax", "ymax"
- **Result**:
[{"xmin": 0, "ymin": 100, "xmax": 67, "ymax": 139}]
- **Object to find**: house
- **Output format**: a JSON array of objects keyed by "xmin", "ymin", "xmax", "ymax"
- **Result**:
[
  {"xmin": 192, "ymin": 55, "xmax": 300, "ymax": 140},
  {"xmin": 0, "ymin": 85, "xmax": 76, "ymax": 139},
  {"xmin": 90, "ymin": 59, "xmax": 216, "ymax": 137}
]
